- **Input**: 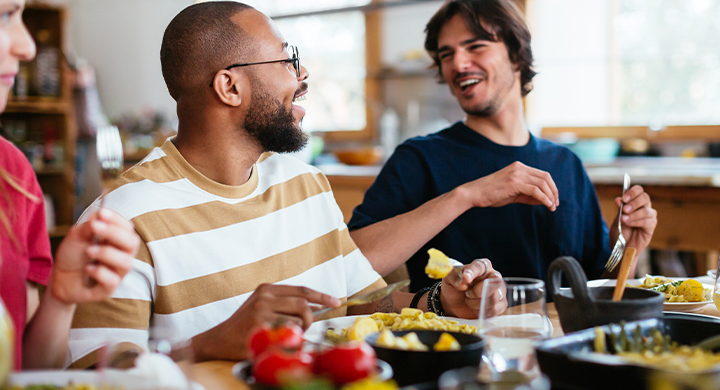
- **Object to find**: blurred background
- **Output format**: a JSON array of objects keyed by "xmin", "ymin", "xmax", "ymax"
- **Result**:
[{"xmin": 2, "ymin": 0, "xmax": 719, "ymax": 277}]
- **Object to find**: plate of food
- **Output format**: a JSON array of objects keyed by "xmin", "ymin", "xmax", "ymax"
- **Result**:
[
  {"xmin": 306, "ymin": 310, "xmax": 478, "ymax": 344},
  {"xmin": 587, "ymin": 276, "xmax": 713, "ymax": 312}
]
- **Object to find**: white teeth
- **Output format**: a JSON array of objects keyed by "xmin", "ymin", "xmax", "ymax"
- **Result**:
[
  {"xmin": 293, "ymin": 94, "xmax": 307, "ymax": 103},
  {"xmin": 458, "ymin": 79, "xmax": 481, "ymax": 88}
]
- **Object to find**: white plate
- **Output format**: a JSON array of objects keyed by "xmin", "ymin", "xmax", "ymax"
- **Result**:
[
  {"xmin": 708, "ymin": 269, "xmax": 717, "ymax": 280},
  {"xmin": 307, "ymin": 314, "xmax": 553, "ymax": 343},
  {"xmin": 587, "ymin": 277, "xmax": 713, "ymax": 312},
  {"xmin": 9, "ymin": 369, "xmax": 205, "ymax": 390}
]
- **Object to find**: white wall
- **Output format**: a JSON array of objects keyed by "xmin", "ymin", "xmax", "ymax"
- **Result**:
[{"xmin": 50, "ymin": 0, "xmax": 192, "ymax": 120}]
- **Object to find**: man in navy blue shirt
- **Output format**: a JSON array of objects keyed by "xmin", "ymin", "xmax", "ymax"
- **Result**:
[{"xmin": 348, "ymin": 0, "xmax": 657, "ymax": 294}]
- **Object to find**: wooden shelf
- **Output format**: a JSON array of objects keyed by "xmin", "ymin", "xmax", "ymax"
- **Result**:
[
  {"xmin": 34, "ymin": 165, "xmax": 68, "ymax": 175},
  {"xmin": 6, "ymin": 98, "xmax": 70, "ymax": 114}
]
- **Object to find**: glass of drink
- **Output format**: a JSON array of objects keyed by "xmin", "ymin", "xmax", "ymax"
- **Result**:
[{"xmin": 477, "ymin": 277, "xmax": 551, "ymax": 381}]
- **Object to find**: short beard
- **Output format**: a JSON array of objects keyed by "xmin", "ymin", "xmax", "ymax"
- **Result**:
[
  {"xmin": 243, "ymin": 77, "xmax": 308, "ymax": 154},
  {"xmin": 462, "ymin": 98, "xmax": 500, "ymax": 117}
]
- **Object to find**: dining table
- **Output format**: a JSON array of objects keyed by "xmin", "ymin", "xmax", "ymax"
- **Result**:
[{"xmin": 190, "ymin": 296, "xmax": 720, "ymax": 390}]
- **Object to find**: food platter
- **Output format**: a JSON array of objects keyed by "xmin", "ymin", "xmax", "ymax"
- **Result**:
[
  {"xmin": 307, "ymin": 314, "xmax": 553, "ymax": 343},
  {"xmin": 535, "ymin": 315, "xmax": 720, "ymax": 390},
  {"xmin": 587, "ymin": 277, "xmax": 714, "ymax": 312},
  {"xmin": 306, "ymin": 315, "xmax": 477, "ymax": 344}
]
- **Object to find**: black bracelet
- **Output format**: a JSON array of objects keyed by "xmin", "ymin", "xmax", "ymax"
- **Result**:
[
  {"xmin": 427, "ymin": 281, "xmax": 444, "ymax": 316},
  {"xmin": 410, "ymin": 286, "xmax": 432, "ymax": 309}
]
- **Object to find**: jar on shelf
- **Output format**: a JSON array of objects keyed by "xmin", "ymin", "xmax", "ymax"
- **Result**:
[{"xmin": 32, "ymin": 29, "xmax": 61, "ymax": 97}]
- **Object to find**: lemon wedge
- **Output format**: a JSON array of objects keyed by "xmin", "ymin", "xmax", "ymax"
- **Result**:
[{"xmin": 425, "ymin": 248, "xmax": 453, "ymax": 279}]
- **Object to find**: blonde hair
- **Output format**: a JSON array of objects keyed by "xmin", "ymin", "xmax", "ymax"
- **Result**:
[{"xmin": 0, "ymin": 165, "xmax": 41, "ymax": 249}]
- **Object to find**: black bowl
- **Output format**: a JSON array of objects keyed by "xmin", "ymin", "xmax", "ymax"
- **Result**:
[
  {"xmin": 365, "ymin": 330, "xmax": 484, "ymax": 387},
  {"xmin": 548, "ymin": 256, "xmax": 665, "ymax": 333},
  {"xmin": 232, "ymin": 359, "xmax": 393, "ymax": 390}
]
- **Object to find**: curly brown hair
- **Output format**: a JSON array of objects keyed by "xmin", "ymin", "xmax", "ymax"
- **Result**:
[{"xmin": 424, "ymin": 0, "xmax": 536, "ymax": 97}]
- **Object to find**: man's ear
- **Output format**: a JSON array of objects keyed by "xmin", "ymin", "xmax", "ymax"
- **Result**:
[{"xmin": 212, "ymin": 69, "xmax": 244, "ymax": 107}]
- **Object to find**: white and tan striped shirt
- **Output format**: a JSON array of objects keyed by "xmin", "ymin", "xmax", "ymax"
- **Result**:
[{"xmin": 67, "ymin": 138, "xmax": 383, "ymax": 368}]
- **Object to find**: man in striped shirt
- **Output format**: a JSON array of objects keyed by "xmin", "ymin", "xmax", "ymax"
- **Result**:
[{"xmin": 68, "ymin": 2, "xmax": 505, "ymax": 368}]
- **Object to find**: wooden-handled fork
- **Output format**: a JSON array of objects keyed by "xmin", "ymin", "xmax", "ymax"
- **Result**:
[{"xmin": 612, "ymin": 247, "xmax": 637, "ymax": 301}]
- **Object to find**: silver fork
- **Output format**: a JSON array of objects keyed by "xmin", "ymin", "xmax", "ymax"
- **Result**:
[
  {"xmin": 86, "ymin": 125, "xmax": 124, "ymax": 286},
  {"xmin": 605, "ymin": 173, "xmax": 631, "ymax": 272}
]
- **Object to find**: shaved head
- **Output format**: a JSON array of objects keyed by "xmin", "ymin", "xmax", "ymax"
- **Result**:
[{"xmin": 160, "ymin": 1, "xmax": 256, "ymax": 100}]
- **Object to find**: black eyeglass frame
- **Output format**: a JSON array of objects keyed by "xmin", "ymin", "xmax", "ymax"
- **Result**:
[{"xmin": 210, "ymin": 45, "xmax": 300, "ymax": 88}]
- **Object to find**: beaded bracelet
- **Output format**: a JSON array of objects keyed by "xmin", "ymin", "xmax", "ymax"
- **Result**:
[
  {"xmin": 427, "ymin": 281, "xmax": 444, "ymax": 316},
  {"xmin": 410, "ymin": 286, "xmax": 432, "ymax": 309}
]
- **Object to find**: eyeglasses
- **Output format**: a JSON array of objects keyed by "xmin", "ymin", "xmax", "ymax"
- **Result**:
[{"xmin": 225, "ymin": 45, "xmax": 300, "ymax": 77}]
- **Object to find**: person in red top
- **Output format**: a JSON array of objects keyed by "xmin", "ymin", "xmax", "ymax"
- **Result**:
[{"xmin": 0, "ymin": 0, "xmax": 140, "ymax": 369}]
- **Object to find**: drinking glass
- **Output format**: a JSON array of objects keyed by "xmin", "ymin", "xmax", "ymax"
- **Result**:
[{"xmin": 477, "ymin": 277, "xmax": 551, "ymax": 381}]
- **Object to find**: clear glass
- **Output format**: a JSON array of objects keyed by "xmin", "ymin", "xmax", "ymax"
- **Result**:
[{"xmin": 477, "ymin": 278, "xmax": 551, "ymax": 381}]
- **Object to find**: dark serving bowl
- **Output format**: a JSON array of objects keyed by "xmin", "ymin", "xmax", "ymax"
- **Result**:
[
  {"xmin": 365, "ymin": 330, "xmax": 484, "ymax": 387},
  {"xmin": 535, "ymin": 312, "xmax": 720, "ymax": 390},
  {"xmin": 232, "ymin": 359, "xmax": 393, "ymax": 390},
  {"xmin": 548, "ymin": 256, "xmax": 665, "ymax": 333}
]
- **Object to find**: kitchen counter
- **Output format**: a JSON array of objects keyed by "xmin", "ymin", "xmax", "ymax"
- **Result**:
[{"xmin": 584, "ymin": 157, "xmax": 720, "ymax": 186}]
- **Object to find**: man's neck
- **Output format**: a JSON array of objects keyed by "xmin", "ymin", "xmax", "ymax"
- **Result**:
[
  {"xmin": 463, "ymin": 99, "xmax": 529, "ymax": 146},
  {"xmin": 173, "ymin": 122, "xmax": 262, "ymax": 187}
]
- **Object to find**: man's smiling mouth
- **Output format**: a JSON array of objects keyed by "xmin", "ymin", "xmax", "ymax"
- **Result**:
[{"xmin": 458, "ymin": 78, "xmax": 482, "ymax": 91}]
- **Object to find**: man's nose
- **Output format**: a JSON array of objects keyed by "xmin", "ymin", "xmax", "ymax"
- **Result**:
[
  {"xmin": 453, "ymin": 50, "xmax": 472, "ymax": 72},
  {"xmin": 298, "ymin": 65, "xmax": 309, "ymax": 81}
]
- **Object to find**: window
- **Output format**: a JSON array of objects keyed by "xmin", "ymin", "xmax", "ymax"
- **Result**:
[
  {"xmin": 244, "ymin": 0, "xmax": 376, "ymax": 138},
  {"xmin": 528, "ymin": 0, "xmax": 720, "ymax": 129}
]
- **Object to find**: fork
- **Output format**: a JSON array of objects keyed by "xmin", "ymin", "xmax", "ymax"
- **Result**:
[
  {"xmin": 86, "ymin": 125, "xmax": 124, "ymax": 286},
  {"xmin": 605, "ymin": 173, "xmax": 631, "ymax": 272}
]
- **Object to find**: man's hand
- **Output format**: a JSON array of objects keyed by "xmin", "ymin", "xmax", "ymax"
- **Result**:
[
  {"xmin": 609, "ymin": 185, "xmax": 657, "ymax": 254},
  {"xmin": 51, "ymin": 208, "xmax": 139, "ymax": 304},
  {"xmin": 193, "ymin": 284, "xmax": 340, "ymax": 362},
  {"xmin": 458, "ymin": 161, "xmax": 559, "ymax": 211},
  {"xmin": 439, "ymin": 259, "xmax": 507, "ymax": 319}
]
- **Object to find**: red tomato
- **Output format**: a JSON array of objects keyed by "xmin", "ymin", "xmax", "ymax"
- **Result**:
[
  {"xmin": 314, "ymin": 341, "xmax": 377, "ymax": 385},
  {"xmin": 249, "ymin": 323, "xmax": 305, "ymax": 358},
  {"xmin": 253, "ymin": 349, "xmax": 313, "ymax": 386}
]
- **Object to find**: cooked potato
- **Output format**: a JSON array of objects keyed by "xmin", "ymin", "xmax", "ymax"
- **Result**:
[
  {"xmin": 425, "ymin": 248, "xmax": 453, "ymax": 279},
  {"xmin": 676, "ymin": 279, "xmax": 705, "ymax": 302},
  {"xmin": 433, "ymin": 332, "xmax": 461, "ymax": 351},
  {"xmin": 346, "ymin": 317, "xmax": 380, "ymax": 340}
]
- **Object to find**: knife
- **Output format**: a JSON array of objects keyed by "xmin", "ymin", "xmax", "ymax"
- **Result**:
[{"xmin": 312, "ymin": 279, "xmax": 411, "ymax": 319}]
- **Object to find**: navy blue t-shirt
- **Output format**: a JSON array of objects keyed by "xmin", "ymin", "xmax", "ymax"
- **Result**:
[{"xmin": 348, "ymin": 121, "xmax": 610, "ymax": 293}]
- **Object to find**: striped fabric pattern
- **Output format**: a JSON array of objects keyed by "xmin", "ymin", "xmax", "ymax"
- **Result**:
[{"xmin": 67, "ymin": 138, "xmax": 383, "ymax": 368}]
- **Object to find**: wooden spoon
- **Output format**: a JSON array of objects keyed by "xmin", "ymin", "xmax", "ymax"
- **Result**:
[{"xmin": 612, "ymin": 247, "xmax": 637, "ymax": 301}]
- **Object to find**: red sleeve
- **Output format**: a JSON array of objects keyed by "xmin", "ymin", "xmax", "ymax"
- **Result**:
[
  {"xmin": 17, "ymin": 147, "xmax": 53, "ymax": 285},
  {"xmin": 26, "ymin": 188, "xmax": 52, "ymax": 285}
]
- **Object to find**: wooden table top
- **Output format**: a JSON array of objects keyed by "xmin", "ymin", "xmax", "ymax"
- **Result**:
[{"xmin": 192, "ymin": 302, "xmax": 720, "ymax": 390}]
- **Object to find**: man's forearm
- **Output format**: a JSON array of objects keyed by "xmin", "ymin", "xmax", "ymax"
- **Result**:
[{"xmin": 350, "ymin": 188, "xmax": 471, "ymax": 276}]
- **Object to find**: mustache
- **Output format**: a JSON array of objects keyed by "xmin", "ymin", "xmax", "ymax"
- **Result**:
[
  {"xmin": 454, "ymin": 72, "xmax": 486, "ymax": 83},
  {"xmin": 294, "ymin": 82, "xmax": 308, "ymax": 99}
]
